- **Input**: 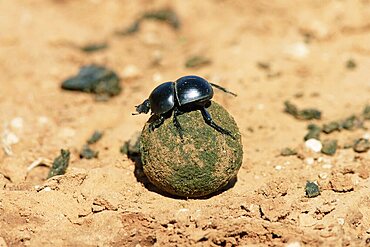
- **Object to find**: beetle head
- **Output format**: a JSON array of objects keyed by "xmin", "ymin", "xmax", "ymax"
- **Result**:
[{"xmin": 133, "ymin": 99, "xmax": 151, "ymax": 115}]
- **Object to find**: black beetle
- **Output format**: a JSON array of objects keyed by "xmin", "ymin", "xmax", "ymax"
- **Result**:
[{"xmin": 133, "ymin": 75, "xmax": 236, "ymax": 138}]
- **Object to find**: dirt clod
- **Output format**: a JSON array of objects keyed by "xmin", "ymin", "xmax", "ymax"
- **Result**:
[{"xmin": 329, "ymin": 174, "xmax": 354, "ymax": 192}]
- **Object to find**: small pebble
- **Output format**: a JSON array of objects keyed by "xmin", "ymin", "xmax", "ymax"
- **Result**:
[
  {"xmin": 285, "ymin": 241, "xmax": 301, "ymax": 247},
  {"xmin": 59, "ymin": 128, "xmax": 76, "ymax": 138},
  {"xmin": 363, "ymin": 133, "xmax": 370, "ymax": 140},
  {"xmin": 305, "ymin": 138, "xmax": 322, "ymax": 153},
  {"xmin": 151, "ymin": 50, "xmax": 163, "ymax": 66},
  {"xmin": 256, "ymin": 103, "xmax": 265, "ymax": 110},
  {"xmin": 2, "ymin": 130, "xmax": 19, "ymax": 155},
  {"xmin": 353, "ymin": 138, "xmax": 370, "ymax": 153},
  {"xmin": 317, "ymin": 157, "xmax": 331, "ymax": 164},
  {"xmin": 43, "ymin": 187, "xmax": 52, "ymax": 192},
  {"xmin": 152, "ymin": 72, "xmax": 162, "ymax": 83},
  {"xmin": 2, "ymin": 130, "xmax": 19, "ymax": 145},
  {"xmin": 285, "ymin": 42, "xmax": 310, "ymax": 58},
  {"xmin": 337, "ymin": 217, "xmax": 345, "ymax": 225},
  {"xmin": 175, "ymin": 208, "xmax": 190, "ymax": 222},
  {"xmin": 275, "ymin": 165, "xmax": 282, "ymax": 170},
  {"xmin": 10, "ymin": 117, "xmax": 24, "ymax": 130},
  {"xmin": 121, "ymin": 65, "xmax": 141, "ymax": 79},
  {"xmin": 38, "ymin": 116, "xmax": 49, "ymax": 125},
  {"xmin": 322, "ymin": 163, "xmax": 332, "ymax": 169},
  {"xmin": 305, "ymin": 157, "xmax": 315, "ymax": 166}
]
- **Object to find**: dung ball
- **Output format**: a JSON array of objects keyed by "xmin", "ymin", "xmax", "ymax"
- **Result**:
[{"xmin": 140, "ymin": 101, "xmax": 243, "ymax": 198}]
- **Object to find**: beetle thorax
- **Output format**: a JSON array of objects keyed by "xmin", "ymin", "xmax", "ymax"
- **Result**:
[{"xmin": 149, "ymin": 81, "xmax": 176, "ymax": 115}]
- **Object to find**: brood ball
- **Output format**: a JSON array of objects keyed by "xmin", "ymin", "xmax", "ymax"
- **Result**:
[{"xmin": 140, "ymin": 101, "xmax": 243, "ymax": 198}]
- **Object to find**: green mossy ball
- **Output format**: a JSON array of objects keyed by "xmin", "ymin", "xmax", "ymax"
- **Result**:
[{"xmin": 140, "ymin": 101, "xmax": 243, "ymax": 198}]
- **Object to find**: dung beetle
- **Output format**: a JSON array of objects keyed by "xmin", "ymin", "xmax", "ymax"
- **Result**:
[{"xmin": 133, "ymin": 75, "xmax": 237, "ymax": 138}]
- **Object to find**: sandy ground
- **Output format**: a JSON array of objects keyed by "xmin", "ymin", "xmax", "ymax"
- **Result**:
[{"xmin": 1, "ymin": 0, "xmax": 370, "ymax": 246}]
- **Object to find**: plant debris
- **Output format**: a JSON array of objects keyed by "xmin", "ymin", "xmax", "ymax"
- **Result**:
[
  {"xmin": 305, "ymin": 181, "xmax": 320, "ymax": 198},
  {"xmin": 353, "ymin": 138, "xmax": 370, "ymax": 153},
  {"xmin": 284, "ymin": 101, "xmax": 321, "ymax": 120},
  {"xmin": 256, "ymin": 62, "xmax": 281, "ymax": 78},
  {"xmin": 341, "ymin": 115, "xmax": 361, "ymax": 130},
  {"xmin": 345, "ymin": 59, "xmax": 356, "ymax": 70},
  {"xmin": 47, "ymin": 149, "xmax": 70, "ymax": 179},
  {"xmin": 320, "ymin": 115, "xmax": 363, "ymax": 136},
  {"xmin": 300, "ymin": 104, "xmax": 369, "ymax": 154},
  {"xmin": 304, "ymin": 124, "xmax": 321, "ymax": 141},
  {"xmin": 321, "ymin": 139, "xmax": 337, "ymax": 156},
  {"xmin": 87, "ymin": 131, "xmax": 103, "ymax": 145},
  {"xmin": 79, "ymin": 130, "xmax": 103, "ymax": 159},
  {"xmin": 185, "ymin": 56, "xmax": 211, "ymax": 68},
  {"xmin": 142, "ymin": 9, "xmax": 180, "ymax": 29},
  {"xmin": 80, "ymin": 42, "xmax": 108, "ymax": 53},
  {"xmin": 120, "ymin": 131, "xmax": 141, "ymax": 159},
  {"xmin": 61, "ymin": 64, "xmax": 121, "ymax": 100},
  {"xmin": 118, "ymin": 9, "xmax": 180, "ymax": 35},
  {"xmin": 362, "ymin": 105, "xmax": 370, "ymax": 120},
  {"xmin": 79, "ymin": 144, "xmax": 99, "ymax": 159},
  {"xmin": 256, "ymin": 62, "xmax": 271, "ymax": 71},
  {"xmin": 280, "ymin": 147, "xmax": 297, "ymax": 156},
  {"xmin": 322, "ymin": 121, "xmax": 341, "ymax": 134}
]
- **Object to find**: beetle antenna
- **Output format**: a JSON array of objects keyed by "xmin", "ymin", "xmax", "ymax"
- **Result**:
[
  {"xmin": 132, "ymin": 99, "xmax": 151, "ymax": 115},
  {"xmin": 210, "ymin": 83, "xmax": 237, "ymax": 96}
]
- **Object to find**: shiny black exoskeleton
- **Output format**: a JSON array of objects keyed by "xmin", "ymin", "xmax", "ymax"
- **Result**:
[{"xmin": 133, "ymin": 75, "xmax": 236, "ymax": 138}]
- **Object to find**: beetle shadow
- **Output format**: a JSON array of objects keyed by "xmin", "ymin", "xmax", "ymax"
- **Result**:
[{"xmin": 128, "ymin": 152, "xmax": 237, "ymax": 200}]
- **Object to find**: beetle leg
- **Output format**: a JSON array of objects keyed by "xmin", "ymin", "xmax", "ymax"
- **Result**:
[
  {"xmin": 149, "ymin": 115, "xmax": 165, "ymax": 131},
  {"xmin": 173, "ymin": 108, "xmax": 184, "ymax": 139},
  {"xmin": 200, "ymin": 107, "xmax": 235, "ymax": 139}
]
